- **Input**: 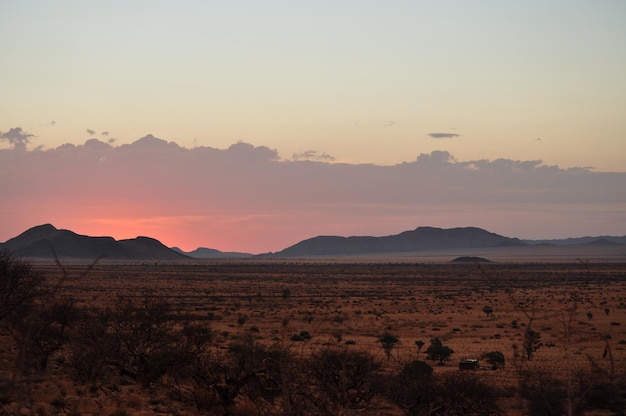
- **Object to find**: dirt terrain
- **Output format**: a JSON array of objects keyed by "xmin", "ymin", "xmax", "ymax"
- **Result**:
[{"xmin": 1, "ymin": 259, "xmax": 625, "ymax": 415}]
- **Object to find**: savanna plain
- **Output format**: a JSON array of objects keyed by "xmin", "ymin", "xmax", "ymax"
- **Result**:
[{"xmin": 1, "ymin": 256, "xmax": 625, "ymax": 415}]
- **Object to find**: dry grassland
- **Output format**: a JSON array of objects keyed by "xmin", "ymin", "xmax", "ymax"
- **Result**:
[{"xmin": 1, "ymin": 259, "xmax": 625, "ymax": 415}]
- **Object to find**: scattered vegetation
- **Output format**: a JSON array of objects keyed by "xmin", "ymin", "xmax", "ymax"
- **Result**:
[{"xmin": 0, "ymin": 256, "xmax": 625, "ymax": 415}]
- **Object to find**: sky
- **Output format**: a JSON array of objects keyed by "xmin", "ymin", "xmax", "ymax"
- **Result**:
[{"xmin": 1, "ymin": 1, "xmax": 625, "ymax": 253}]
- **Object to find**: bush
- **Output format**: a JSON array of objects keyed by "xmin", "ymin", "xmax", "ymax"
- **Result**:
[
  {"xmin": 308, "ymin": 347, "xmax": 381, "ymax": 410},
  {"xmin": 438, "ymin": 371, "xmax": 500, "ymax": 415},
  {"xmin": 110, "ymin": 296, "xmax": 181, "ymax": 385},
  {"xmin": 520, "ymin": 370, "xmax": 567, "ymax": 416},
  {"xmin": 12, "ymin": 296, "xmax": 76, "ymax": 375},
  {"xmin": 481, "ymin": 351, "xmax": 505, "ymax": 369},
  {"xmin": 68, "ymin": 309, "xmax": 117, "ymax": 383},
  {"xmin": 0, "ymin": 250, "xmax": 43, "ymax": 321},
  {"xmin": 383, "ymin": 360, "xmax": 435, "ymax": 415}
]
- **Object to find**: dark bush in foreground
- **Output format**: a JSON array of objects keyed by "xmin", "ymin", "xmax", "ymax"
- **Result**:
[
  {"xmin": 0, "ymin": 250, "xmax": 44, "ymax": 321},
  {"xmin": 438, "ymin": 371, "xmax": 500, "ymax": 415},
  {"xmin": 308, "ymin": 347, "xmax": 381, "ymax": 410},
  {"xmin": 383, "ymin": 360, "xmax": 435, "ymax": 416}
]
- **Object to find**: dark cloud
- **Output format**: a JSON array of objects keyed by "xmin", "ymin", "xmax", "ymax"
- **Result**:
[
  {"xmin": 428, "ymin": 132, "xmax": 460, "ymax": 139},
  {"xmin": 292, "ymin": 150, "xmax": 335, "ymax": 162},
  {"xmin": 101, "ymin": 131, "xmax": 109, "ymax": 136},
  {"xmin": 0, "ymin": 127, "xmax": 35, "ymax": 150},
  {"xmin": 86, "ymin": 129, "xmax": 96, "ymax": 136}
]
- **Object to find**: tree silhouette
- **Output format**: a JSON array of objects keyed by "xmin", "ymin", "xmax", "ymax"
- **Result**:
[
  {"xmin": 415, "ymin": 339, "xmax": 425, "ymax": 356},
  {"xmin": 425, "ymin": 337, "xmax": 453, "ymax": 365},
  {"xmin": 524, "ymin": 329, "xmax": 542, "ymax": 360},
  {"xmin": 378, "ymin": 333, "xmax": 399, "ymax": 360}
]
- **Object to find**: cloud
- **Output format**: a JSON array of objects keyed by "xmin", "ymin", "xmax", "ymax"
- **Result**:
[
  {"xmin": 101, "ymin": 131, "xmax": 109, "ymax": 136},
  {"xmin": 224, "ymin": 141, "xmax": 279, "ymax": 162},
  {"xmin": 0, "ymin": 127, "xmax": 35, "ymax": 150},
  {"xmin": 292, "ymin": 150, "xmax": 335, "ymax": 162},
  {"xmin": 428, "ymin": 132, "xmax": 460, "ymax": 139},
  {"xmin": 86, "ymin": 129, "xmax": 96, "ymax": 136},
  {"xmin": 0, "ymin": 135, "xmax": 624, "ymax": 253},
  {"xmin": 48, "ymin": 121, "xmax": 56, "ymax": 126}
]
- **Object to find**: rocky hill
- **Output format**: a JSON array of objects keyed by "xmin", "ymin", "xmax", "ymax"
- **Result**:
[{"xmin": 0, "ymin": 224, "xmax": 189, "ymax": 260}]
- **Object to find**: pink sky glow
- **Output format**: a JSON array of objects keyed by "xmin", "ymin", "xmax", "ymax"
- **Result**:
[{"xmin": 1, "ymin": 135, "xmax": 625, "ymax": 254}]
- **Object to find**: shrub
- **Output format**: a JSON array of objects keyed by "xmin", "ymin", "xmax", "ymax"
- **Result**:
[
  {"xmin": 68, "ymin": 309, "xmax": 117, "ymax": 383},
  {"xmin": 437, "ymin": 371, "xmax": 500, "ymax": 415},
  {"xmin": 308, "ymin": 347, "xmax": 381, "ymax": 409},
  {"xmin": 0, "ymin": 250, "xmax": 43, "ymax": 321},
  {"xmin": 383, "ymin": 360, "xmax": 435, "ymax": 415},
  {"xmin": 520, "ymin": 370, "xmax": 567, "ymax": 416},
  {"xmin": 481, "ymin": 351, "xmax": 505, "ymax": 369}
]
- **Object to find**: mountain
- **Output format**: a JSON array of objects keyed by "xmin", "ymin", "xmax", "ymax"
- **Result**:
[
  {"xmin": 0, "ymin": 224, "xmax": 189, "ymax": 260},
  {"xmin": 267, "ymin": 226, "xmax": 526, "ymax": 257},
  {"xmin": 525, "ymin": 236, "xmax": 626, "ymax": 246},
  {"xmin": 171, "ymin": 247, "xmax": 252, "ymax": 259},
  {"xmin": 582, "ymin": 238, "xmax": 623, "ymax": 247}
]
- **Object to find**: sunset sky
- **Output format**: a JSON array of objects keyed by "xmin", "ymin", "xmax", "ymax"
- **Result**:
[{"xmin": 1, "ymin": 1, "xmax": 625, "ymax": 253}]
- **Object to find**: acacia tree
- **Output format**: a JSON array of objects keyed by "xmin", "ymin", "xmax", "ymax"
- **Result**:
[
  {"xmin": 378, "ymin": 333, "xmax": 399, "ymax": 360},
  {"xmin": 425, "ymin": 337, "xmax": 453, "ymax": 365}
]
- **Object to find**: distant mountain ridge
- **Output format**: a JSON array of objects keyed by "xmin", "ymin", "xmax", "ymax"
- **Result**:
[
  {"xmin": 171, "ymin": 247, "xmax": 252, "ymax": 259},
  {"xmin": 524, "ymin": 236, "xmax": 626, "ymax": 246},
  {"xmin": 2, "ymin": 224, "xmax": 624, "ymax": 260},
  {"xmin": 0, "ymin": 224, "xmax": 189, "ymax": 260},
  {"xmin": 267, "ymin": 226, "xmax": 527, "ymax": 257}
]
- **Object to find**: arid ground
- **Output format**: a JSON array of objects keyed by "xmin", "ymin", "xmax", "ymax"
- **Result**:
[{"xmin": 1, "ymin": 258, "xmax": 625, "ymax": 415}]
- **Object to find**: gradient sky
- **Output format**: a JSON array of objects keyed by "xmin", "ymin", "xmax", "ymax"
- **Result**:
[{"xmin": 1, "ymin": 1, "xmax": 625, "ymax": 253}]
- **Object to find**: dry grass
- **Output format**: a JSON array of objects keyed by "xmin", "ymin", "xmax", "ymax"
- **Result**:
[{"xmin": 1, "ymin": 260, "xmax": 625, "ymax": 415}]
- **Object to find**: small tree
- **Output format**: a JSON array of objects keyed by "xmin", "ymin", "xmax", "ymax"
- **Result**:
[
  {"xmin": 378, "ymin": 333, "xmax": 399, "ymax": 360},
  {"xmin": 524, "ymin": 329, "xmax": 542, "ymax": 361},
  {"xmin": 425, "ymin": 337, "xmax": 453, "ymax": 365},
  {"xmin": 415, "ymin": 339, "xmax": 425, "ymax": 356},
  {"xmin": 482, "ymin": 305, "xmax": 494, "ymax": 317}
]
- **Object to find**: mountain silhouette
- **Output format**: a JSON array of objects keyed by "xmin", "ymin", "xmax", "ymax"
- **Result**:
[
  {"xmin": 171, "ymin": 247, "xmax": 252, "ymax": 259},
  {"xmin": 3, "ymin": 224, "xmax": 624, "ymax": 260},
  {"xmin": 268, "ymin": 226, "xmax": 526, "ymax": 257},
  {"xmin": 0, "ymin": 224, "xmax": 189, "ymax": 260}
]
